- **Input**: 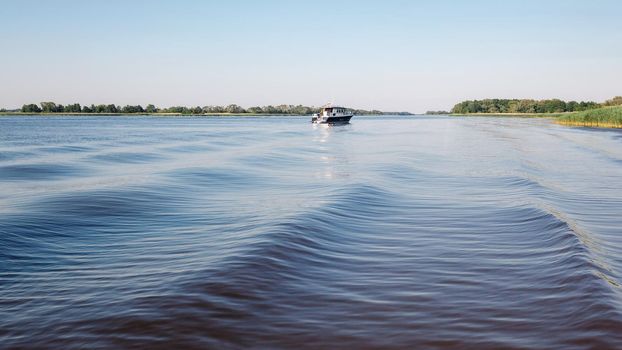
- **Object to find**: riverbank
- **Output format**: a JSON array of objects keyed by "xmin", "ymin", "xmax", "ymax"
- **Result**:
[
  {"xmin": 0, "ymin": 112, "xmax": 410, "ymax": 117},
  {"xmin": 447, "ymin": 97, "xmax": 622, "ymax": 129},
  {"xmin": 450, "ymin": 107, "xmax": 622, "ymax": 129},
  {"xmin": 0, "ymin": 112, "xmax": 306, "ymax": 117},
  {"xmin": 450, "ymin": 112, "xmax": 564, "ymax": 118},
  {"xmin": 4, "ymin": 102, "xmax": 413, "ymax": 116},
  {"xmin": 556, "ymin": 106, "xmax": 622, "ymax": 128}
]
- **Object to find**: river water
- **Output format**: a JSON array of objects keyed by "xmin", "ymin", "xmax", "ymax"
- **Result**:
[{"xmin": 1, "ymin": 115, "xmax": 622, "ymax": 349}]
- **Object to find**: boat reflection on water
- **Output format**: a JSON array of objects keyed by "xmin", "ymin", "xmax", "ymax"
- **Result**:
[{"xmin": 312, "ymin": 120, "xmax": 352, "ymax": 180}]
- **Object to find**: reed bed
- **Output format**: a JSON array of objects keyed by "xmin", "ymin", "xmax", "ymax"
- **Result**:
[{"xmin": 556, "ymin": 106, "xmax": 622, "ymax": 128}]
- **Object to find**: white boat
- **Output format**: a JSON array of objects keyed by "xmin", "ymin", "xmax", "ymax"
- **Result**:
[{"xmin": 312, "ymin": 104, "xmax": 354, "ymax": 124}]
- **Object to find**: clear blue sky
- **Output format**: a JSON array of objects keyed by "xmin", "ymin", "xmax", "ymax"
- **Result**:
[{"xmin": 1, "ymin": 0, "xmax": 621, "ymax": 112}]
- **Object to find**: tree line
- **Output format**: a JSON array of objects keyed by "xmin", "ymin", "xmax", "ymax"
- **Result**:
[
  {"xmin": 16, "ymin": 102, "xmax": 409, "ymax": 115},
  {"xmin": 451, "ymin": 96, "xmax": 622, "ymax": 114}
]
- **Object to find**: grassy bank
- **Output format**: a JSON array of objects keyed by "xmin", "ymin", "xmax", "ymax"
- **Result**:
[
  {"xmin": 450, "ymin": 107, "xmax": 622, "ymax": 129},
  {"xmin": 556, "ymin": 106, "xmax": 622, "ymax": 128}
]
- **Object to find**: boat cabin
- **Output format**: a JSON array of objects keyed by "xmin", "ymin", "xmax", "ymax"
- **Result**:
[{"xmin": 320, "ymin": 105, "xmax": 349, "ymax": 117}]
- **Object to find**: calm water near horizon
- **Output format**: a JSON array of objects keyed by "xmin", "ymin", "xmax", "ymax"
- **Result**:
[{"xmin": 1, "ymin": 115, "xmax": 622, "ymax": 349}]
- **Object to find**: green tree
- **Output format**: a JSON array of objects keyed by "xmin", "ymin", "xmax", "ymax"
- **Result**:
[
  {"xmin": 162, "ymin": 106, "xmax": 194, "ymax": 114},
  {"xmin": 452, "ymin": 98, "xmax": 602, "ymax": 114},
  {"xmin": 225, "ymin": 104, "xmax": 245, "ymax": 113},
  {"xmin": 247, "ymin": 106, "xmax": 262, "ymax": 114},
  {"xmin": 21, "ymin": 104, "xmax": 42, "ymax": 113},
  {"xmin": 12, "ymin": 101, "xmax": 394, "ymax": 116},
  {"xmin": 577, "ymin": 101, "xmax": 599, "ymax": 111},
  {"xmin": 40, "ymin": 102, "xmax": 58, "ymax": 113},
  {"xmin": 104, "ymin": 104, "xmax": 118, "ymax": 113},
  {"xmin": 202, "ymin": 105, "xmax": 224, "ymax": 113},
  {"xmin": 145, "ymin": 104, "xmax": 158, "ymax": 113},
  {"xmin": 121, "ymin": 105, "xmax": 144, "ymax": 113},
  {"xmin": 604, "ymin": 96, "xmax": 622, "ymax": 106},
  {"xmin": 65, "ymin": 103, "xmax": 81, "ymax": 113}
]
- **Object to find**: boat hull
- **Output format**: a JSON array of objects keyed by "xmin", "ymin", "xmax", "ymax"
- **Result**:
[{"xmin": 312, "ymin": 115, "xmax": 353, "ymax": 125}]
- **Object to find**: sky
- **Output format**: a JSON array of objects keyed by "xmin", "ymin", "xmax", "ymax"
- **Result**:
[{"xmin": 1, "ymin": 0, "xmax": 621, "ymax": 112}]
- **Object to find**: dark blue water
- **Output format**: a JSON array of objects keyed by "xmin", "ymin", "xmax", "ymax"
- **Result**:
[{"xmin": 1, "ymin": 115, "xmax": 622, "ymax": 349}]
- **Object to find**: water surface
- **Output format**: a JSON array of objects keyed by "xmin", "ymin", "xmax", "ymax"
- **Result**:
[{"xmin": 1, "ymin": 115, "xmax": 622, "ymax": 349}]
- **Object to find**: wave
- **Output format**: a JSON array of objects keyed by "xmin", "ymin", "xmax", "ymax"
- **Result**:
[
  {"xmin": 2, "ymin": 116, "xmax": 622, "ymax": 349},
  {"xmin": 0, "ymin": 163, "xmax": 88, "ymax": 181},
  {"xmin": 20, "ymin": 183, "xmax": 614, "ymax": 349},
  {"xmin": 88, "ymin": 151, "xmax": 168, "ymax": 164}
]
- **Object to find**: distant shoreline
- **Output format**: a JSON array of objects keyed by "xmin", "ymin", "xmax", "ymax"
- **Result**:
[
  {"xmin": 0, "ymin": 112, "xmax": 301, "ymax": 116},
  {"xmin": 4, "ymin": 102, "xmax": 414, "ymax": 116},
  {"xmin": 0, "ymin": 112, "xmax": 408, "ymax": 117}
]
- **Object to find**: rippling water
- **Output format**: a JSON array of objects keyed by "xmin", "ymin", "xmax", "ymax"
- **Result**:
[{"xmin": 1, "ymin": 115, "xmax": 622, "ymax": 349}]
